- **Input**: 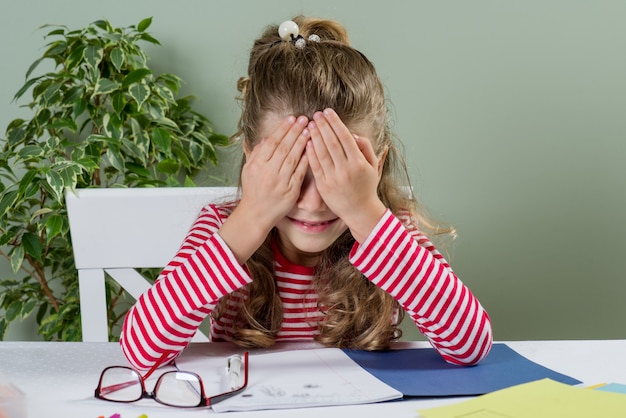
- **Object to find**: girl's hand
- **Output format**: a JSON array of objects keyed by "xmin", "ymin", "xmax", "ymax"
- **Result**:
[
  {"xmin": 219, "ymin": 115, "xmax": 310, "ymax": 264},
  {"xmin": 240, "ymin": 115, "xmax": 310, "ymax": 230},
  {"xmin": 306, "ymin": 108, "xmax": 387, "ymax": 243}
]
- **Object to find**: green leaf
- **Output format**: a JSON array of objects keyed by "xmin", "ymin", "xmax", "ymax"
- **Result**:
[
  {"xmin": 92, "ymin": 19, "xmax": 111, "ymax": 31},
  {"xmin": 106, "ymin": 147, "xmax": 125, "ymax": 173},
  {"xmin": 7, "ymin": 127, "xmax": 26, "ymax": 146},
  {"xmin": 0, "ymin": 190, "xmax": 19, "ymax": 218},
  {"xmin": 184, "ymin": 175, "xmax": 196, "ymax": 187},
  {"xmin": 25, "ymin": 57, "xmax": 46, "ymax": 80},
  {"xmin": 110, "ymin": 47, "xmax": 125, "ymax": 72},
  {"xmin": 139, "ymin": 32, "xmax": 161, "ymax": 46},
  {"xmin": 188, "ymin": 141, "xmax": 203, "ymax": 164},
  {"xmin": 156, "ymin": 158, "xmax": 179, "ymax": 174},
  {"xmin": 39, "ymin": 312, "xmax": 65, "ymax": 337},
  {"xmin": 84, "ymin": 44, "xmax": 104, "ymax": 70},
  {"xmin": 0, "ymin": 319, "xmax": 7, "ymax": 340},
  {"xmin": 155, "ymin": 117, "xmax": 179, "ymax": 130},
  {"xmin": 48, "ymin": 118, "xmax": 78, "ymax": 132},
  {"xmin": 53, "ymin": 161, "xmax": 82, "ymax": 188},
  {"xmin": 18, "ymin": 170, "xmax": 38, "ymax": 196},
  {"xmin": 152, "ymin": 127, "xmax": 171, "ymax": 151},
  {"xmin": 158, "ymin": 73, "xmax": 182, "ymax": 93},
  {"xmin": 65, "ymin": 45, "xmax": 85, "ymax": 72},
  {"xmin": 0, "ymin": 231, "xmax": 16, "ymax": 247},
  {"xmin": 36, "ymin": 303, "xmax": 48, "ymax": 324},
  {"xmin": 93, "ymin": 78, "xmax": 119, "ymax": 96},
  {"xmin": 112, "ymin": 92, "xmax": 126, "ymax": 117},
  {"xmin": 35, "ymin": 108, "xmax": 51, "ymax": 127},
  {"xmin": 43, "ymin": 83, "xmax": 62, "ymax": 105},
  {"xmin": 128, "ymin": 82, "xmax": 150, "ymax": 109},
  {"xmin": 9, "ymin": 245, "xmax": 24, "ymax": 273},
  {"xmin": 13, "ymin": 76, "xmax": 43, "ymax": 101},
  {"xmin": 130, "ymin": 118, "xmax": 150, "ymax": 157},
  {"xmin": 74, "ymin": 157, "xmax": 99, "ymax": 171},
  {"xmin": 62, "ymin": 86, "xmax": 84, "ymax": 105},
  {"xmin": 155, "ymin": 84, "xmax": 175, "ymax": 104},
  {"xmin": 5, "ymin": 301, "xmax": 22, "ymax": 322},
  {"xmin": 31, "ymin": 208, "xmax": 53, "ymax": 220},
  {"xmin": 22, "ymin": 232, "xmax": 43, "ymax": 263},
  {"xmin": 45, "ymin": 170, "xmax": 64, "ymax": 202},
  {"xmin": 17, "ymin": 145, "xmax": 44, "ymax": 160},
  {"xmin": 125, "ymin": 162, "xmax": 151, "ymax": 177},
  {"xmin": 45, "ymin": 28, "xmax": 66, "ymax": 37},
  {"xmin": 21, "ymin": 299, "xmax": 38, "ymax": 320},
  {"xmin": 73, "ymin": 98, "xmax": 87, "ymax": 118},
  {"xmin": 209, "ymin": 133, "xmax": 230, "ymax": 146},
  {"xmin": 103, "ymin": 113, "xmax": 123, "ymax": 138},
  {"xmin": 43, "ymin": 40, "xmax": 67, "ymax": 58},
  {"xmin": 122, "ymin": 68, "xmax": 152, "ymax": 88},
  {"xmin": 137, "ymin": 17, "xmax": 153, "ymax": 32}
]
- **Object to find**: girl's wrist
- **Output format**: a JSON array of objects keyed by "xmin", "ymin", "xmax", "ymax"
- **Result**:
[
  {"xmin": 345, "ymin": 200, "xmax": 387, "ymax": 244},
  {"xmin": 219, "ymin": 203, "xmax": 275, "ymax": 264}
]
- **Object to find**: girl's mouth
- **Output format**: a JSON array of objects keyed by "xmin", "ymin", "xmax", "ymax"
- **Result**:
[{"xmin": 287, "ymin": 217, "xmax": 338, "ymax": 232}]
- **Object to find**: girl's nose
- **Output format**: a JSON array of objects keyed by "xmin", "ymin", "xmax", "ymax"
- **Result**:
[{"xmin": 297, "ymin": 170, "xmax": 327, "ymax": 212}]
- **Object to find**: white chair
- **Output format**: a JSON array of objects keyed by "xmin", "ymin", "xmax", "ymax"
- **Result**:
[{"xmin": 66, "ymin": 186, "xmax": 238, "ymax": 342}]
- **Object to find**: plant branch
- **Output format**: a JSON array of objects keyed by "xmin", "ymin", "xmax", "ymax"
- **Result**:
[{"xmin": 23, "ymin": 254, "xmax": 60, "ymax": 312}]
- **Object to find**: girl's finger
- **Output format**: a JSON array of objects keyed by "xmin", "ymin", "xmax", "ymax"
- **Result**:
[
  {"xmin": 290, "ymin": 150, "xmax": 309, "ymax": 189},
  {"xmin": 278, "ymin": 127, "xmax": 310, "ymax": 177},
  {"xmin": 308, "ymin": 120, "xmax": 334, "ymax": 172},
  {"xmin": 319, "ymin": 108, "xmax": 363, "ymax": 161},
  {"xmin": 311, "ymin": 111, "xmax": 348, "ymax": 164},
  {"xmin": 256, "ymin": 115, "xmax": 307, "ymax": 163},
  {"xmin": 354, "ymin": 134, "xmax": 380, "ymax": 167},
  {"xmin": 306, "ymin": 139, "xmax": 323, "ymax": 180}
]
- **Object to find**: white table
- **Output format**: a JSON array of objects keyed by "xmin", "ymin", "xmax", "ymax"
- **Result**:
[{"xmin": 1, "ymin": 340, "xmax": 625, "ymax": 418}]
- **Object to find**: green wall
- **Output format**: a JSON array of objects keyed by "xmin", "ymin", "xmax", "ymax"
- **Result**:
[{"xmin": 1, "ymin": 0, "xmax": 625, "ymax": 341}]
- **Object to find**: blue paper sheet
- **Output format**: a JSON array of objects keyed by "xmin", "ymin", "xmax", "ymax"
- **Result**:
[{"xmin": 342, "ymin": 343, "xmax": 582, "ymax": 397}]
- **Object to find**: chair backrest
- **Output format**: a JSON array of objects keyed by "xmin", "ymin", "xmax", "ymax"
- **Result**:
[{"xmin": 66, "ymin": 186, "xmax": 238, "ymax": 342}]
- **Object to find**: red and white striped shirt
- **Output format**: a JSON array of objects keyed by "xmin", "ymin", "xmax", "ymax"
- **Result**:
[{"xmin": 120, "ymin": 204, "xmax": 492, "ymax": 370}]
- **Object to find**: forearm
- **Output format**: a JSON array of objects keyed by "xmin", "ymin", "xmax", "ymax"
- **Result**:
[
  {"xmin": 216, "ymin": 201, "xmax": 275, "ymax": 265},
  {"xmin": 350, "ymin": 210, "xmax": 493, "ymax": 365},
  {"xmin": 119, "ymin": 233, "xmax": 252, "ymax": 370}
]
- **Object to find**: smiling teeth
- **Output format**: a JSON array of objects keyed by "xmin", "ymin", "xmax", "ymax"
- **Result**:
[{"xmin": 302, "ymin": 220, "xmax": 330, "ymax": 227}]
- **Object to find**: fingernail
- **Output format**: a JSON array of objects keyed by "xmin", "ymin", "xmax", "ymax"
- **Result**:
[
  {"xmin": 297, "ymin": 116, "xmax": 308, "ymax": 125},
  {"xmin": 287, "ymin": 115, "xmax": 296, "ymax": 124}
]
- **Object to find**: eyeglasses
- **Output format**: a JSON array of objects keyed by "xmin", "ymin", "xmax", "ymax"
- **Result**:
[{"xmin": 95, "ymin": 352, "xmax": 248, "ymax": 408}]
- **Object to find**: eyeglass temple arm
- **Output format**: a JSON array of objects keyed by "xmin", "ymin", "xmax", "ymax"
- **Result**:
[
  {"xmin": 143, "ymin": 350, "xmax": 176, "ymax": 380},
  {"xmin": 206, "ymin": 351, "xmax": 249, "ymax": 406},
  {"xmin": 98, "ymin": 379, "xmax": 140, "ymax": 396}
]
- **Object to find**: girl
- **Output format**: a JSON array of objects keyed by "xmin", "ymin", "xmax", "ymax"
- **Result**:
[{"xmin": 120, "ymin": 16, "xmax": 493, "ymax": 370}]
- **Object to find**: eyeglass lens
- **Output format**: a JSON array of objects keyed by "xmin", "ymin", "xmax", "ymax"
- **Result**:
[
  {"xmin": 99, "ymin": 367, "xmax": 203, "ymax": 407},
  {"xmin": 99, "ymin": 367, "xmax": 143, "ymax": 402},
  {"xmin": 155, "ymin": 371, "xmax": 202, "ymax": 407}
]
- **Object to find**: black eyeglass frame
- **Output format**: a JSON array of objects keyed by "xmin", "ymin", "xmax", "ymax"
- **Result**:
[{"xmin": 94, "ymin": 351, "xmax": 249, "ymax": 408}]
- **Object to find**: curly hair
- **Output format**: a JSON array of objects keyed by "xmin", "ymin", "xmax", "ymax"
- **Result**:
[{"xmin": 214, "ymin": 16, "xmax": 454, "ymax": 350}]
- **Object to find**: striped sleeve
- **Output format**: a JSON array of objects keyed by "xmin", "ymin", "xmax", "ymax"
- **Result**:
[
  {"xmin": 349, "ymin": 209, "xmax": 493, "ymax": 365},
  {"xmin": 119, "ymin": 204, "xmax": 252, "ymax": 370}
]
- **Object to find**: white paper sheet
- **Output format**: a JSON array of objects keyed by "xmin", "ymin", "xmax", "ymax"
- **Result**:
[{"xmin": 173, "ymin": 342, "xmax": 403, "ymax": 413}]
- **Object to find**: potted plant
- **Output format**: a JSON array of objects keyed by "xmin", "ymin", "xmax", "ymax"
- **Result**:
[{"xmin": 0, "ymin": 17, "xmax": 228, "ymax": 341}]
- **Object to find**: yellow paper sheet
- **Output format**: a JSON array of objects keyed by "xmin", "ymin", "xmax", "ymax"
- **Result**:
[{"xmin": 418, "ymin": 378, "xmax": 626, "ymax": 418}]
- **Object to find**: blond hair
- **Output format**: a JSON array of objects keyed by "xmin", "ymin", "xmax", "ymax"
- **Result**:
[{"xmin": 216, "ymin": 16, "xmax": 453, "ymax": 350}]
